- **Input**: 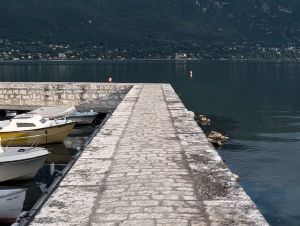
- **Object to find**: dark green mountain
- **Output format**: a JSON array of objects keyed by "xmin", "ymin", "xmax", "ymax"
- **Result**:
[{"xmin": 1, "ymin": 0, "xmax": 300, "ymax": 51}]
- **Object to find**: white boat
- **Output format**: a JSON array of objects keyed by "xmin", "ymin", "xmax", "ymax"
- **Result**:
[
  {"xmin": 5, "ymin": 110, "xmax": 17, "ymax": 117},
  {"xmin": 0, "ymin": 144, "xmax": 50, "ymax": 182},
  {"xmin": 66, "ymin": 111, "xmax": 97, "ymax": 124},
  {"xmin": 29, "ymin": 106, "xmax": 97, "ymax": 124},
  {"xmin": 0, "ymin": 188, "xmax": 26, "ymax": 224},
  {"xmin": 0, "ymin": 114, "xmax": 75, "ymax": 146}
]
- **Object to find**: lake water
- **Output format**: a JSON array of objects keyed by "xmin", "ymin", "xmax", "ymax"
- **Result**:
[{"xmin": 1, "ymin": 60, "xmax": 300, "ymax": 225}]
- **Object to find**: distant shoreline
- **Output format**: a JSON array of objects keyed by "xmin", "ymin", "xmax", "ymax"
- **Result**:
[
  {"xmin": 0, "ymin": 59, "xmax": 175, "ymax": 65},
  {"xmin": 0, "ymin": 58, "xmax": 300, "ymax": 65}
]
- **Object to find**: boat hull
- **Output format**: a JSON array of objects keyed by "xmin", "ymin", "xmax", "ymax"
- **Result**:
[
  {"xmin": 0, "ymin": 188, "xmax": 26, "ymax": 223},
  {"xmin": 0, "ymin": 155, "xmax": 49, "ymax": 182},
  {"xmin": 0, "ymin": 122, "xmax": 75, "ymax": 146}
]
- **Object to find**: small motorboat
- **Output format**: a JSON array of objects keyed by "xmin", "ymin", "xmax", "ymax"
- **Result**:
[
  {"xmin": 0, "ymin": 114, "xmax": 75, "ymax": 146},
  {"xmin": 0, "ymin": 188, "xmax": 26, "ymax": 224},
  {"xmin": 30, "ymin": 106, "xmax": 97, "ymax": 124},
  {"xmin": 5, "ymin": 110, "xmax": 17, "ymax": 118},
  {"xmin": 66, "ymin": 111, "xmax": 97, "ymax": 124},
  {"xmin": 0, "ymin": 144, "xmax": 50, "ymax": 182}
]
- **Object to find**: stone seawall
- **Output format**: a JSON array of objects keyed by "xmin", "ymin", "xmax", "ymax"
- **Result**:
[
  {"xmin": 0, "ymin": 82, "xmax": 132, "ymax": 111},
  {"xmin": 31, "ymin": 84, "xmax": 268, "ymax": 226}
]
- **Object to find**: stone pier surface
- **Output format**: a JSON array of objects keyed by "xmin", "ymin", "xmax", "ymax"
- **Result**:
[{"xmin": 31, "ymin": 84, "xmax": 268, "ymax": 226}]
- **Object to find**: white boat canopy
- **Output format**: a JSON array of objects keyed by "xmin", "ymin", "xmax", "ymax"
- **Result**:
[
  {"xmin": 29, "ymin": 106, "xmax": 76, "ymax": 119},
  {"xmin": 0, "ymin": 114, "xmax": 70, "ymax": 133},
  {"xmin": 0, "ymin": 114, "xmax": 48, "ymax": 132}
]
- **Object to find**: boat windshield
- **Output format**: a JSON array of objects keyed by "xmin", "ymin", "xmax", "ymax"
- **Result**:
[
  {"xmin": 16, "ymin": 123, "xmax": 36, "ymax": 127},
  {"xmin": 40, "ymin": 118, "xmax": 46, "ymax": 124}
]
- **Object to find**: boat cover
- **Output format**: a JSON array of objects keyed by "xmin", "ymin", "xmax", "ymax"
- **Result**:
[{"xmin": 29, "ymin": 106, "xmax": 76, "ymax": 119}]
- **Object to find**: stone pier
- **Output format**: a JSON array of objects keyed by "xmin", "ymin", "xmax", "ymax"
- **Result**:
[
  {"xmin": 0, "ymin": 82, "xmax": 131, "ymax": 112},
  {"xmin": 27, "ymin": 84, "xmax": 268, "ymax": 226}
]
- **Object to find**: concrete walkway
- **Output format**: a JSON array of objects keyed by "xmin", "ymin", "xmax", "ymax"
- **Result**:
[{"xmin": 32, "ymin": 84, "xmax": 268, "ymax": 226}]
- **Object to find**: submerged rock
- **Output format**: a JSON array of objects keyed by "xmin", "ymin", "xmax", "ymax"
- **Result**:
[
  {"xmin": 232, "ymin": 173, "xmax": 240, "ymax": 181},
  {"xmin": 208, "ymin": 131, "xmax": 229, "ymax": 141},
  {"xmin": 207, "ymin": 131, "xmax": 229, "ymax": 148},
  {"xmin": 194, "ymin": 113, "xmax": 229, "ymax": 148}
]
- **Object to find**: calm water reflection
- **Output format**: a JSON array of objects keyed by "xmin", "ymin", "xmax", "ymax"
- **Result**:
[{"xmin": 1, "ymin": 61, "xmax": 300, "ymax": 225}]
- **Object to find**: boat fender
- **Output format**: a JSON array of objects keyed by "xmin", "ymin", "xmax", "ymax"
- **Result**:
[{"xmin": 0, "ymin": 137, "xmax": 4, "ymax": 153}]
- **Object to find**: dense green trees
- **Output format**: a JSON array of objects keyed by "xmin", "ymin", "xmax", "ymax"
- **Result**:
[{"xmin": 0, "ymin": 0, "xmax": 300, "ymax": 57}]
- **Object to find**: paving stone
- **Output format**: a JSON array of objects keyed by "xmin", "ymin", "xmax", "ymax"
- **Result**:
[
  {"xmin": 157, "ymin": 219, "xmax": 189, "ymax": 226},
  {"xmin": 128, "ymin": 212, "xmax": 165, "ymax": 219},
  {"xmin": 130, "ymin": 200, "xmax": 160, "ymax": 206},
  {"xmin": 114, "ymin": 207, "xmax": 141, "ymax": 214},
  {"xmin": 119, "ymin": 219, "xmax": 155, "ymax": 226},
  {"xmin": 91, "ymin": 223, "xmax": 117, "ymax": 226},
  {"xmin": 94, "ymin": 213, "xmax": 128, "ymax": 221},
  {"xmin": 32, "ymin": 186, "xmax": 98, "ymax": 226},
  {"xmin": 60, "ymin": 173, "xmax": 105, "ymax": 186},
  {"xmin": 144, "ymin": 207, "xmax": 174, "ymax": 213}
]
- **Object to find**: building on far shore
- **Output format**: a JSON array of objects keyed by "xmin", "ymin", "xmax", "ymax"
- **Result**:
[
  {"xmin": 58, "ymin": 53, "xmax": 66, "ymax": 60},
  {"xmin": 175, "ymin": 53, "xmax": 187, "ymax": 60}
]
